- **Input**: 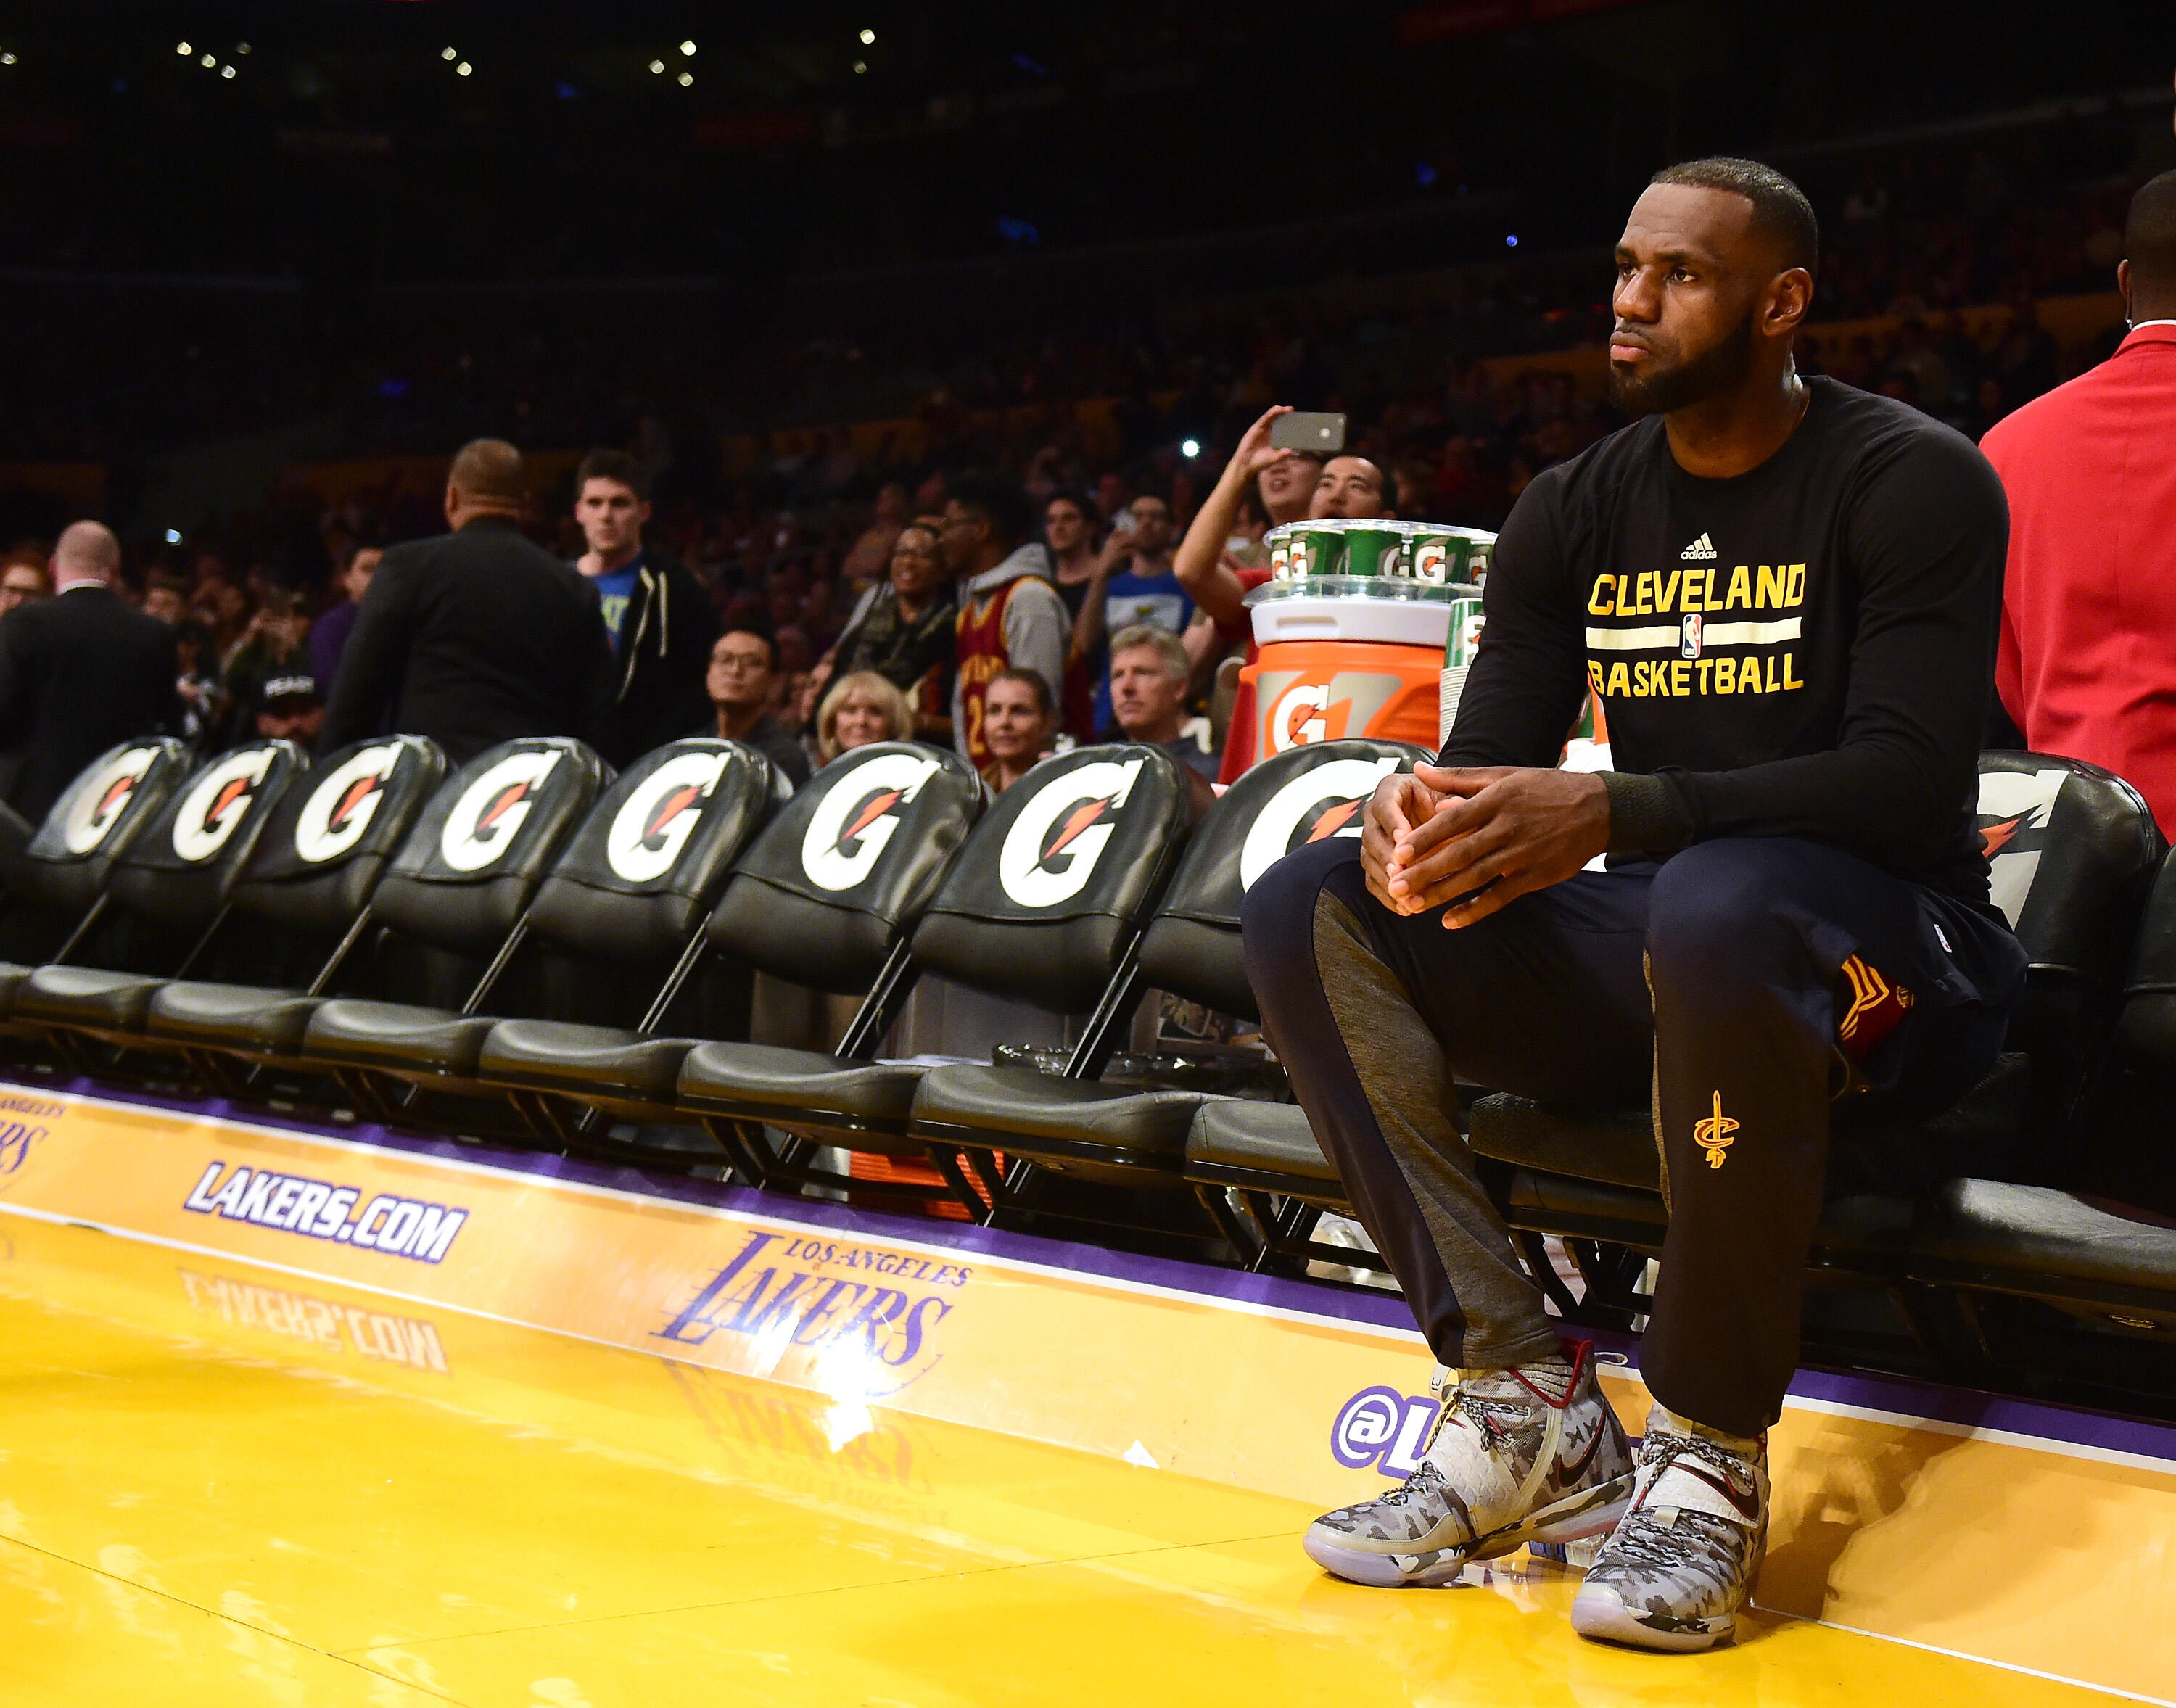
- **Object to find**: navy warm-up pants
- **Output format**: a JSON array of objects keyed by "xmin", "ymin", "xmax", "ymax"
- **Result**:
[{"xmin": 1242, "ymin": 836, "xmax": 2026, "ymax": 1437}]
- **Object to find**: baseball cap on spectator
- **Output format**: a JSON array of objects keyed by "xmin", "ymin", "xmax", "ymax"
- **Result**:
[{"xmin": 252, "ymin": 652, "xmax": 326, "ymax": 746}]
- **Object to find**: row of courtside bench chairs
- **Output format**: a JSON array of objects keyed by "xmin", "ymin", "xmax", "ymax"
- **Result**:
[{"xmin": 4, "ymin": 730, "xmax": 2176, "ymax": 1415}]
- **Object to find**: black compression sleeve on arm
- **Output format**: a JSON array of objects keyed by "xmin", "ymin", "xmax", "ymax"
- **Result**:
[
  {"xmin": 1435, "ymin": 474, "xmax": 1590, "ymax": 771},
  {"xmin": 1651, "ymin": 431, "xmax": 2008, "ymax": 871},
  {"xmin": 1602, "ymin": 770, "xmax": 1693, "ymax": 856}
]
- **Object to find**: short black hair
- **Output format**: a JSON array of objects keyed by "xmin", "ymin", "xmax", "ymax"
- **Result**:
[
  {"xmin": 2126, "ymin": 168, "xmax": 2176, "ymax": 295},
  {"xmin": 575, "ymin": 447, "xmax": 649, "ymax": 502},
  {"xmin": 1332, "ymin": 455, "xmax": 1398, "ymax": 516},
  {"xmin": 715, "ymin": 619, "xmax": 776, "ymax": 671},
  {"xmin": 1043, "ymin": 487, "xmax": 1097, "ymax": 527},
  {"xmin": 946, "ymin": 469, "xmax": 1034, "ymax": 548},
  {"xmin": 1649, "ymin": 157, "xmax": 1819, "ymax": 275}
]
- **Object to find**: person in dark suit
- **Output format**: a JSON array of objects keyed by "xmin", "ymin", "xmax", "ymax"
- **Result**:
[
  {"xmin": 0, "ymin": 521, "xmax": 181, "ymax": 825},
  {"xmin": 318, "ymin": 439, "xmax": 615, "ymax": 766}
]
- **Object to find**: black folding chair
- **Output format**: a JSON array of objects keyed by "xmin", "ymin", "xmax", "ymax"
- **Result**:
[
  {"xmin": 0, "ymin": 737, "xmax": 192, "ymax": 1035},
  {"xmin": 124, "ymin": 736, "xmax": 600, "ymax": 1123},
  {"xmin": 479, "ymin": 740, "xmax": 981, "ymax": 1178},
  {"xmin": 12, "ymin": 740, "xmax": 307, "ymax": 1075},
  {"xmin": 295, "ymin": 739, "xmax": 772, "ymax": 1132},
  {"xmin": 130, "ymin": 736, "xmax": 448, "ymax": 1096},
  {"xmin": 909, "ymin": 740, "xmax": 1425, "ymax": 1245},
  {"xmin": 675, "ymin": 743, "xmax": 1196, "ymax": 1214}
]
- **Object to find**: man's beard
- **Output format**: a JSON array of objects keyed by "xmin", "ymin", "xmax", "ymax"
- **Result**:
[{"xmin": 1606, "ymin": 305, "xmax": 1757, "ymax": 416}]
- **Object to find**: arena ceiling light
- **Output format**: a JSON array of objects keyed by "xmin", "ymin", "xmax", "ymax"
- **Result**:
[
  {"xmin": 442, "ymin": 47, "xmax": 457, "ymax": 61},
  {"xmin": 853, "ymin": 60, "xmax": 867, "ymax": 73},
  {"xmin": 860, "ymin": 28, "xmax": 876, "ymax": 44},
  {"xmin": 649, "ymin": 59, "xmax": 664, "ymax": 74},
  {"xmin": 199, "ymin": 53, "xmax": 215, "ymax": 68},
  {"xmin": 680, "ymin": 40, "xmax": 696, "ymax": 56},
  {"xmin": 456, "ymin": 61, "xmax": 472, "ymax": 77},
  {"xmin": 677, "ymin": 71, "xmax": 693, "ymax": 86},
  {"xmin": 220, "ymin": 64, "xmax": 235, "ymax": 78},
  {"xmin": 0, "ymin": 51, "xmax": 15, "ymax": 66},
  {"xmin": 176, "ymin": 41, "xmax": 191, "ymax": 55}
]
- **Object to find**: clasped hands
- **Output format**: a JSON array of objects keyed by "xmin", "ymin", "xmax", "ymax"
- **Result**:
[{"xmin": 1360, "ymin": 764, "xmax": 1612, "ymax": 930}]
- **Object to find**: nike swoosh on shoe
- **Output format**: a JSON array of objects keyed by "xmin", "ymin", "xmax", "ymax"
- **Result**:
[
  {"xmin": 1549, "ymin": 1423, "xmax": 1605, "ymax": 1489},
  {"xmin": 1673, "ymin": 1463, "xmax": 1763, "ymax": 1522}
]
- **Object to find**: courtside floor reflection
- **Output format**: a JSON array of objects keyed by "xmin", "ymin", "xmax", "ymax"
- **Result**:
[{"xmin": 0, "ymin": 1213, "xmax": 2123, "ymax": 1708}]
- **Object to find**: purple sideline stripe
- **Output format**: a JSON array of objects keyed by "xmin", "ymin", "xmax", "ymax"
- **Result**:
[
  {"xmin": 27, "ymin": 1074, "xmax": 1421, "ymax": 1334},
  {"xmin": 24, "ymin": 1074, "xmax": 2176, "ymax": 1466}
]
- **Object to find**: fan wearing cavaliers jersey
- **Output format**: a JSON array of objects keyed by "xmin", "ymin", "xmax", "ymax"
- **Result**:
[
  {"xmin": 943, "ymin": 471, "xmax": 1068, "ymax": 773},
  {"xmin": 1243, "ymin": 159, "xmax": 2024, "ymax": 1651}
]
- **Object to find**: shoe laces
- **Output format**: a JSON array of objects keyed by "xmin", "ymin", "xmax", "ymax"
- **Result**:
[
  {"xmin": 1419, "ymin": 1368, "xmax": 1536, "ymax": 1461},
  {"xmin": 1607, "ymin": 1429, "xmax": 1758, "ymax": 1563},
  {"xmin": 1635, "ymin": 1426, "xmax": 1752, "ymax": 1487},
  {"xmin": 1368, "ymin": 1377, "xmax": 1529, "ymax": 1512}
]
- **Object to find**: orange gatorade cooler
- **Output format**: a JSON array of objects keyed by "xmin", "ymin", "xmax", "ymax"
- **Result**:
[{"xmin": 1239, "ymin": 574, "xmax": 1470, "ymax": 762}]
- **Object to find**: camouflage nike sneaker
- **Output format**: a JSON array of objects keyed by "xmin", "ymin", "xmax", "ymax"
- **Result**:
[
  {"xmin": 1303, "ymin": 1340, "xmax": 1635, "ymax": 1588},
  {"xmin": 1570, "ymin": 1407, "xmax": 1769, "ymax": 1652}
]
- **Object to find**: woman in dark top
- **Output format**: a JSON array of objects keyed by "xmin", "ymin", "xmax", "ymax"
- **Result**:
[{"xmin": 812, "ymin": 519, "xmax": 957, "ymax": 743}]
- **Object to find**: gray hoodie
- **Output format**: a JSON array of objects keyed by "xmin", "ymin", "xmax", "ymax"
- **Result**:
[{"xmin": 952, "ymin": 541, "xmax": 1070, "ymax": 759}]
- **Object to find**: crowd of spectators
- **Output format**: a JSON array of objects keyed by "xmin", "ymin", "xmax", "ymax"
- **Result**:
[
  {"xmin": 0, "ymin": 138, "xmax": 2155, "ymax": 804},
  {"xmin": 0, "ymin": 312, "xmax": 2131, "ymax": 793}
]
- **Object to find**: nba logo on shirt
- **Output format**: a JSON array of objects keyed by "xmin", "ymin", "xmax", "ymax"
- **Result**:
[{"xmin": 1681, "ymin": 614, "xmax": 1703, "ymax": 659}]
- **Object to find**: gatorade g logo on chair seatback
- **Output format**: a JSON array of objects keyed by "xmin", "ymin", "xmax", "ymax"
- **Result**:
[
  {"xmin": 606, "ymin": 749, "xmax": 730, "ymax": 883},
  {"xmin": 1238, "ymin": 755, "xmax": 1405, "ymax": 890},
  {"xmin": 1260, "ymin": 671, "xmax": 1405, "ymax": 755},
  {"xmin": 441, "ymin": 749, "xmax": 563, "ymax": 874},
  {"xmin": 293, "ymin": 742, "xmax": 405, "ymax": 864},
  {"xmin": 998, "ymin": 756, "xmax": 1145, "ymax": 909},
  {"xmin": 170, "ymin": 746, "xmax": 278, "ymax": 863},
  {"xmin": 801, "ymin": 750, "xmax": 944, "ymax": 893},
  {"xmin": 61, "ymin": 745, "xmax": 161, "ymax": 855},
  {"xmin": 1977, "ymin": 766, "xmax": 2069, "ymax": 928}
]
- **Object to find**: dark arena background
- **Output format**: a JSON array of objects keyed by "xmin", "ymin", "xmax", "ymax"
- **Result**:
[{"xmin": 1, "ymin": 3, "xmax": 2174, "ymax": 1702}]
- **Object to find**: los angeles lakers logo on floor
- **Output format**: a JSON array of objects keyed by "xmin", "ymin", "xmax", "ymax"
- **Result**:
[{"xmin": 1694, "ymin": 1092, "xmax": 1737, "ymax": 1168}]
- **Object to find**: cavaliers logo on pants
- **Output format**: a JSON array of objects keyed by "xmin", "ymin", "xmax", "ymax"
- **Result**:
[{"xmin": 1692, "ymin": 1092, "xmax": 1738, "ymax": 1169}]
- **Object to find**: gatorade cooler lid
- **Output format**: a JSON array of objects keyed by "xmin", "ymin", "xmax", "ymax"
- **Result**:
[
  {"xmin": 1244, "ymin": 577, "xmax": 1481, "ymax": 607},
  {"xmin": 1246, "ymin": 578, "xmax": 1482, "ymax": 650}
]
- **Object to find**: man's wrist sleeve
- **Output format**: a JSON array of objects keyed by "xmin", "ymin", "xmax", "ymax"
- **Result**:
[{"xmin": 1600, "ymin": 770, "xmax": 1694, "ymax": 858}]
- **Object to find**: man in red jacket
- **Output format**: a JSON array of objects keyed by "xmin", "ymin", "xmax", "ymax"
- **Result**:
[{"xmin": 1984, "ymin": 170, "xmax": 2176, "ymax": 834}]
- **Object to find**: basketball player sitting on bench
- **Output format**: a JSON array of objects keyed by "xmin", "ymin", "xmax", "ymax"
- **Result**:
[{"xmin": 1243, "ymin": 157, "xmax": 2023, "ymax": 1652}]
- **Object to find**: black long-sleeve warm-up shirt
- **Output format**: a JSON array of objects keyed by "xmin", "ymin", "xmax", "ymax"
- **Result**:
[{"xmin": 1439, "ymin": 378, "xmax": 2011, "ymax": 904}]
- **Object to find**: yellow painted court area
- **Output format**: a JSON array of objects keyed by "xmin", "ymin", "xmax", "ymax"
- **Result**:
[{"xmin": 0, "ymin": 1214, "xmax": 2123, "ymax": 1708}]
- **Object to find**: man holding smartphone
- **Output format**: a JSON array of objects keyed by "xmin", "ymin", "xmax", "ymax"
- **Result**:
[
  {"xmin": 1243, "ymin": 159, "xmax": 2022, "ymax": 1651},
  {"xmin": 1175, "ymin": 406, "xmax": 1397, "ymax": 781}
]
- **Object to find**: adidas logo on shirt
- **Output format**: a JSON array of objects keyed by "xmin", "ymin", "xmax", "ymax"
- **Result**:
[{"xmin": 1681, "ymin": 533, "xmax": 1718, "ymax": 560}]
